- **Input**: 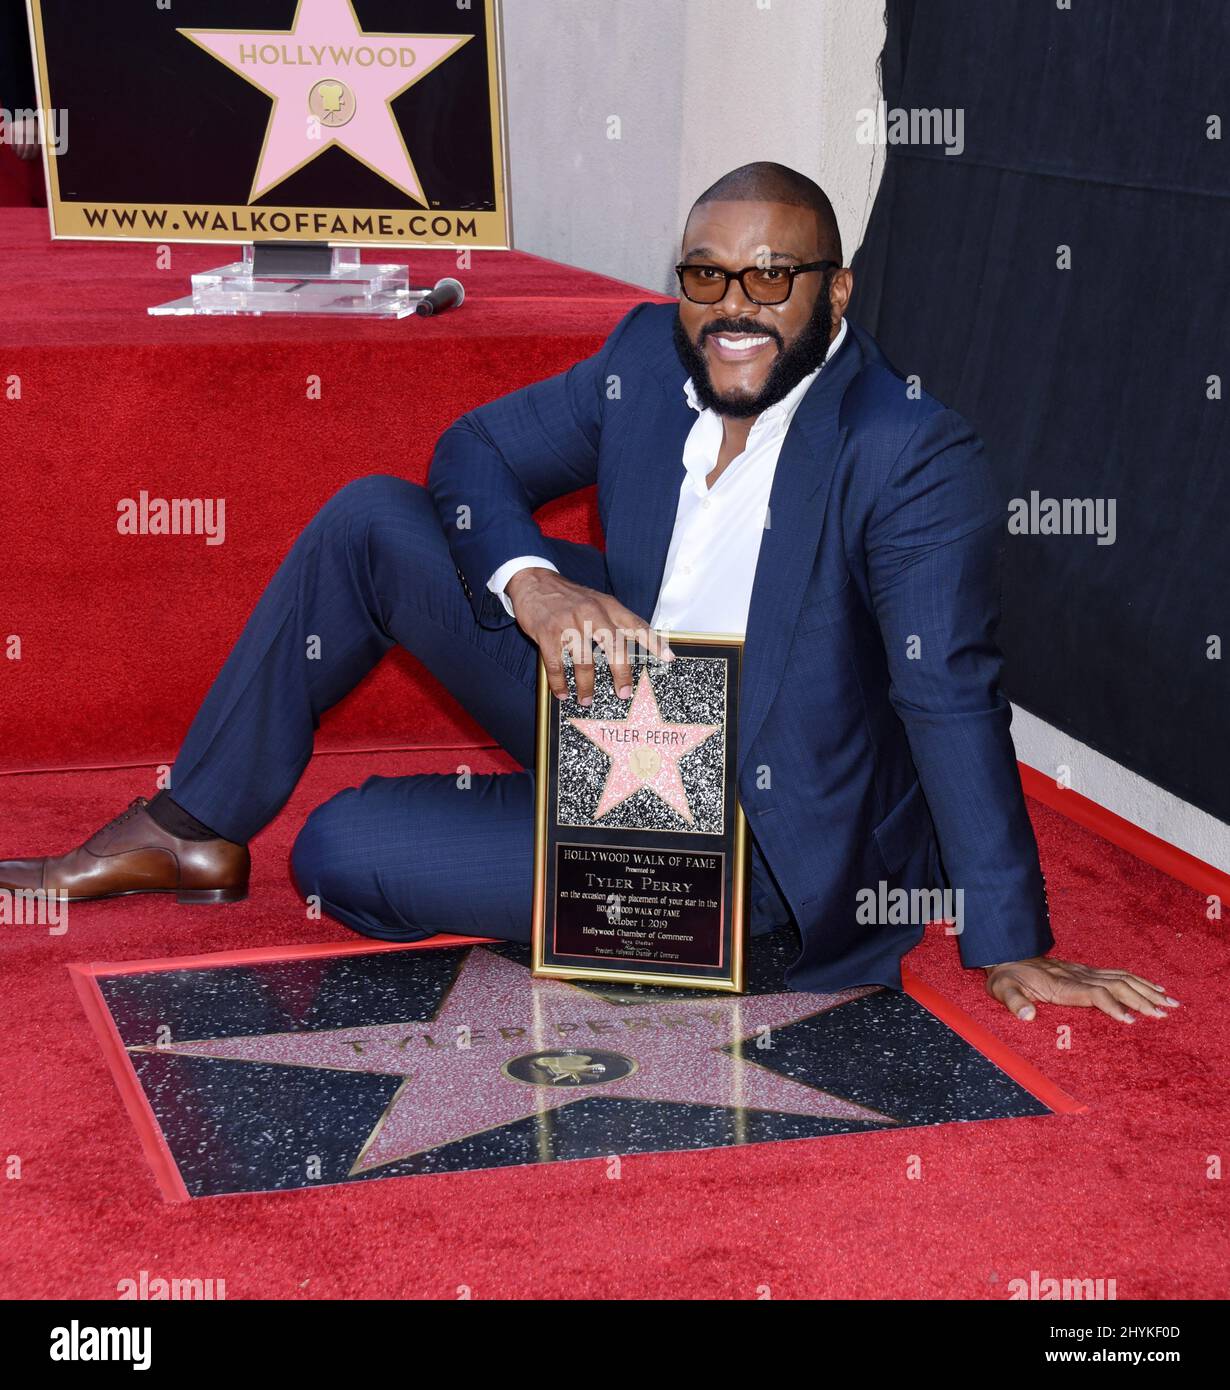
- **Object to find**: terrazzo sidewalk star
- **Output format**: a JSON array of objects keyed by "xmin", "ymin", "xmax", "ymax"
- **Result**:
[
  {"xmin": 135, "ymin": 948, "xmax": 889, "ymax": 1174},
  {"xmin": 80, "ymin": 930, "xmax": 1069, "ymax": 1199}
]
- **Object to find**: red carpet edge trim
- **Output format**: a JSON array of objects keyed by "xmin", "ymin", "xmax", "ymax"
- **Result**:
[
  {"xmin": 68, "ymin": 964, "xmax": 192, "ymax": 1204},
  {"xmin": 0, "ymin": 741, "xmax": 502, "ymax": 779},
  {"xmin": 76, "ymin": 933, "xmax": 495, "ymax": 978}
]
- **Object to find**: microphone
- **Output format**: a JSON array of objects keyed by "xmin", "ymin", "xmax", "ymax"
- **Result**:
[{"xmin": 415, "ymin": 277, "xmax": 465, "ymax": 317}]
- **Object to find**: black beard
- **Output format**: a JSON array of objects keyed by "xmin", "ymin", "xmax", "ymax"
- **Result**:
[{"xmin": 672, "ymin": 272, "xmax": 836, "ymax": 418}]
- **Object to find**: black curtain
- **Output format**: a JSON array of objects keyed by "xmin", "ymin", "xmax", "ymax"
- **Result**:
[
  {"xmin": 0, "ymin": 0, "xmax": 36, "ymax": 109},
  {"xmin": 850, "ymin": 0, "xmax": 1230, "ymax": 822}
]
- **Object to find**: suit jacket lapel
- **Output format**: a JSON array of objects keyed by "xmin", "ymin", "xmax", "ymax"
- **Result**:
[{"xmin": 737, "ymin": 332, "xmax": 863, "ymax": 772}]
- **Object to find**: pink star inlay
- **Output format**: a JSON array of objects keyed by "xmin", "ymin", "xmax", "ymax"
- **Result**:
[
  {"xmin": 180, "ymin": 0, "xmax": 472, "ymax": 203},
  {"xmin": 568, "ymin": 669, "xmax": 720, "ymax": 825},
  {"xmin": 132, "ymin": 949, "xmax": 893, "ymax": 1174}
]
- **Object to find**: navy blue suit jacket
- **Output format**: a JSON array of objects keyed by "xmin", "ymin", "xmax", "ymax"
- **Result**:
[{"xmin": 429, "ymin": 302, "xmax": 1053, "ymax": 990}]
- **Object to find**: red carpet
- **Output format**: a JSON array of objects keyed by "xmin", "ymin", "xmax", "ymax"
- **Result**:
[
  {"xmin": 0, "ymin": 208, "xmax": 668, "ymax": 773},
  {"xmin": 0, "ymin": 145, "xmax": 45, "ymax": 209},
  {"xmin": 0, "ymin": 750, "xmax": 1224, "ymax": 1299}
]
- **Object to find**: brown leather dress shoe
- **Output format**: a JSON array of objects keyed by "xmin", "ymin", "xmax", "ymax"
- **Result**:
[{"xmin": 0, "ymin": 797, "xmax": 249, "ymax": 904}]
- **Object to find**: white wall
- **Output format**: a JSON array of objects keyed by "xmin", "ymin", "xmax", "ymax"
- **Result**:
[
  {"xmin": 498, "ymin": 0, "xmax": 1229, "ymax": 872},
  {"xmin": 1010, "ymin": 708, "xmax": 1229, "ymax": 873},
  {"xmin": 501, "ymin": 0, "xmax": 887, "ymax": 292}
]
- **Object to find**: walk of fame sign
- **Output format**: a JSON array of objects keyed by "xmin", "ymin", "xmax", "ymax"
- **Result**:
[
  {"xmin": 28, "ymin": 0, "xmax": 510, "ymax": 247},
  {"xmin": 532, "ymin": 635, "xmax": 750, "ymax": 992}
]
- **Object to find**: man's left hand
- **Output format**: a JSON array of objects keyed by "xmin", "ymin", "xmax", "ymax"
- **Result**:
[{"xmin": 984, "ymin": 956, "xmax": 1180, "ymax": 1023}]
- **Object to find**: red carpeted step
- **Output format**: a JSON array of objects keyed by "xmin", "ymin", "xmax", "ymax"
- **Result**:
[{"xmin": 0, "ymin": 209, "xmax": 668, "ymax": 773}]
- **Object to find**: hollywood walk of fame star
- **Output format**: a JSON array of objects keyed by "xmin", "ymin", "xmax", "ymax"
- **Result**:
[
  {"xmin": 568, "ymin": 669, "xmax": 721, "ymax": 825},
  {"xmin": 130, "ymin": 948, "xmax": 894, "ymax": 1175},
  {"xmin": 180, "ymin": 0, "xmax": 472, "ymax": 204}
]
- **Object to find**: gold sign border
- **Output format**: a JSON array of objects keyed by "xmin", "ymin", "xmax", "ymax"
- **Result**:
[
  {"xmin": 531, "ymin": 632, "xmax": 749, "ymax": 995},
  {"xmin": 25, "ymin": 0, "xmax": 512, "ymax": 249}
]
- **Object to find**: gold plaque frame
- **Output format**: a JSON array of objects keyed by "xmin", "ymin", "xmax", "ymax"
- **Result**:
[{"xmin": 531, "ymin": 633, "xmax": 749, "ymax": 994}]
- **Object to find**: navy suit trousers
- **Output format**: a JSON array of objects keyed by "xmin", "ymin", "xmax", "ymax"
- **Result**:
[{"xmin": 170, "ymin": 477, "xmax": 792, "ymax": 945}]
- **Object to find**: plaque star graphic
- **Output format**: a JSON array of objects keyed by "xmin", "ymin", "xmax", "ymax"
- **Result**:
[
  {"xmin": 131, "ymin": 949, "xmax": 894, "ymax": 1175},
  {"xmin": 568, "ymin": 669, "xmax": 721, "ymax": 825},
  {"xmin": 180, "ymin": 0, "xmax": 472, "ymax": 203}
]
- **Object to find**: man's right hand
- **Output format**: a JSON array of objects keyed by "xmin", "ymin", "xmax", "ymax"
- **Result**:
[{"xmin": 505, "ymin": 567, "xmax": 672, "ymax": 706}]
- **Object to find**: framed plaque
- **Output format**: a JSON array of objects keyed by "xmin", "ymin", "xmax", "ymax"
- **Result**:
[{"xmin": 532, "ymin": 635, "xmax": 749, "ymax": 993}]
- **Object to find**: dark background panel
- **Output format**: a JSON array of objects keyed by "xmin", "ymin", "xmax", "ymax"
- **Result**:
[
  {"xmin": 1, "ymin": 0, "xmax": 36, "ymax": 107},
  {"xmin": 34, "ymin": 0, "xmax": 497, "ymax": 209},
  {"xmin": 851, "ymin": 0, "xmax": 1230, "ymax": 820}
]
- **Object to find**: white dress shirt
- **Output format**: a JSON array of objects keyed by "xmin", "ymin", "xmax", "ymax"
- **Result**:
[{"xmin": 489, "ymin": 317, "xmax": 849, "ymax": 635}]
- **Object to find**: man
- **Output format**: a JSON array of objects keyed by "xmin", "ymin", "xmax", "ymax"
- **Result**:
[{"xmin": 0, "ymin": 162, "xmax": 1177, "ymax": 1025}]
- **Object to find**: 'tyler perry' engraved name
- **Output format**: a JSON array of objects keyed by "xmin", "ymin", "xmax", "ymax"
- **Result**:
[
  {"xmin": 591, "ymin": 726, "xmax": 689, "ymax": 746},
  {"xmin": 585, "ymin": 874, "xmax": 692, "ymax": 893},
  {"xmin": 336, "ymin": 1010, "xmax": 739, "ymax": 1052}
]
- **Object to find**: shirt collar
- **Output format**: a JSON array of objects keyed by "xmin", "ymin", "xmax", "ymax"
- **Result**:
[{"xmin": 683, "ymin": 315, "xmax": 849, "ymax": 415}]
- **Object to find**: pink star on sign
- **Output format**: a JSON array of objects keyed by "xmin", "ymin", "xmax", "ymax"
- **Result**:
[
  {"xmin": 568, "ymin": 669, "xmax": 720, "ymax": 825},
  {"xmin": 180, "ymin": 0, "xmax": 472, "ymax": 203}
]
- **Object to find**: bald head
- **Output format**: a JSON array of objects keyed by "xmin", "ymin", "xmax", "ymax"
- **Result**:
[{"xmin": 689, "ymin": 161, "xmax": 843, "ymax": 265}]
